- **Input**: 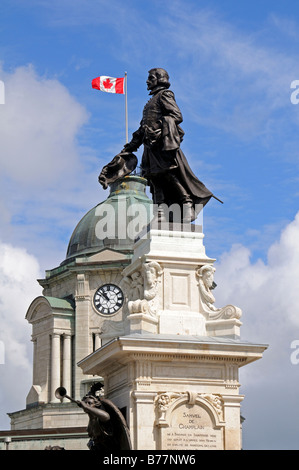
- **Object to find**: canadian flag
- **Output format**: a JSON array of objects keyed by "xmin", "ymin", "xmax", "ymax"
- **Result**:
[{"xmin": 92, "ymin": 76, "xmax": 125, "ymax": 94}]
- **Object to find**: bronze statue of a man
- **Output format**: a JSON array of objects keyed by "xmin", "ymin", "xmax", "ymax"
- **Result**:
[{"xmin": 123, "ymin": 68, "xmax": 217, "ymax": 222}]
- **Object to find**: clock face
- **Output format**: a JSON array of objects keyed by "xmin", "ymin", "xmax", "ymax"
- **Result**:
[{"xmin": 93, "ymin": 284, "xmax": 124, "ymax": 315}]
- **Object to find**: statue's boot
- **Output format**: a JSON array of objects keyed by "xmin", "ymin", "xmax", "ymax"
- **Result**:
[{"xmin": 182, "ymin": 202, "xmax": 196, "ymax": 223}]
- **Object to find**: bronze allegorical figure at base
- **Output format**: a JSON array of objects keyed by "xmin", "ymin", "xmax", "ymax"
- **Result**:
[{"xmin": 55, "ymin": 384, "xmax": 132, "ymax": 453}]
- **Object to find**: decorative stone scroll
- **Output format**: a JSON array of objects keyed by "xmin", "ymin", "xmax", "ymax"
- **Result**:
[
  {"xmin": 196, "ymin": 264, "xmax": 242, "ymax": 320},
  {"xmin": 155, "ymin": 391, "xmax": 224, "ymax": 450}
]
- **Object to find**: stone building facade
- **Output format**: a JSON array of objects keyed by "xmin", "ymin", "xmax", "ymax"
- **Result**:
[{"xmin": 2, "ymin": 176, "xmax": 152, "ymax": 450}]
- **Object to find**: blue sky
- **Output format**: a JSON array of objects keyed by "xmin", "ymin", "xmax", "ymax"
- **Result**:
[{"xmin": 1, "ymin": 0, "xmax": 299, "ymax": 450}]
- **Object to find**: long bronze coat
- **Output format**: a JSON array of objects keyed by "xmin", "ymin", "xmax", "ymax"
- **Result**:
[{"xmin": 126, "ymin": 86, "xmax": 213, "ymax": 207}]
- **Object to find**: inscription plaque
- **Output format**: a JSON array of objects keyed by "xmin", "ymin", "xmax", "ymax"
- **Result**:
[{"xmin": 160, "ymin": 403, "xmax": 223, "ymax": 450}]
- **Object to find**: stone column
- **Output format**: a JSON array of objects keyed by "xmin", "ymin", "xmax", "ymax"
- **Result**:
[
  {"xmin": 74, "ymin": 273, "xmax": 90, "ymax": 399},
  {"xmin": 32, "ymin": 338, "xmax": 37, "ymax": 384},
  {"xmin": 222, "ymin": 395, "xmax": 244, "ymax": 450},
  {"xmin": 132, "ymin": 391, "xmax": 157, "ymax": 450},
  {"xmin": 50, "ymin": 333, "xmax": 61, "ymax": 402},
  {"xmin": 62, "ymin": 334, "xmax": 72, "ymax": 395},
  {"xmin": 94, "ymin": 333, "xmax": 101, "ymax": 351}
]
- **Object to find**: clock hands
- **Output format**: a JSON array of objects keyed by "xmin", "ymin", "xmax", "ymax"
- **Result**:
[
  {"xmin": 94, "ymin": 284, "xmax": 124, "ymax": 314},
  {"xmin": 99, "ymin": 291, "xmax": 110, "ymax": 302}
]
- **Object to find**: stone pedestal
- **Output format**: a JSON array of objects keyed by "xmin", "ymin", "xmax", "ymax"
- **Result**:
[
  {"xmin": 78, "ymin": 226, "xmax": 267, "ymax": 450},
  {"xmin": 78, "ymin": 333, "xmax": 266, "ymax": 450},
  {"xmin": 121, "ymin": 224, "xmax": 242, "ymax": 339}
]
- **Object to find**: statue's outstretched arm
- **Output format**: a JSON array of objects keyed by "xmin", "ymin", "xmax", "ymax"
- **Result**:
[
  {"xmin": 77, "ymin": 400, "xmax": 110, "ymax": 422},
  {"xmin": 123, "ymin": 126, "xmax": 144, "ymax": 152}
]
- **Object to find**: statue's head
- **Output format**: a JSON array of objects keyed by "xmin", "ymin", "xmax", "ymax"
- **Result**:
[
  {"xmin": 82, "ymin": 393, "xmax": 99, "ymax": 407},
  {"xmin": 147, "ymin": 68, "xmax": 170, "ymax": 91},
  {"xmin": 198, "ymin": 265, "xmax": 216, "ymax": 289},
  {"xmin": 142, "ymin": 261, "xmax": 162, "ymax": 287}
]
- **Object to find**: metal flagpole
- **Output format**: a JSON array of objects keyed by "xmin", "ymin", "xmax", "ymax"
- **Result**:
[{"xmin": 125, "ymin": 71, "xmax": 128, "ymax": 143}]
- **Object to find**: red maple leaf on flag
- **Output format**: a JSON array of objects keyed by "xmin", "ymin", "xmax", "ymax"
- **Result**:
[
  {"xmin": 103, "ymin": 78, "xmax": 113, "ymax": 90},
  {"xmin": 91, "ymin": 76, "xmax": 125, "ymax": 94}
]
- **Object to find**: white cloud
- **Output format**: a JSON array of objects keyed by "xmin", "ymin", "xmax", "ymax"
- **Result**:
[
  {"xmin": 0, "ymin": 64, "xmax": 102, "ymax": 270},
  {"xmin": 213, "ymin": 211, "xmax": 299, "ymax": 449},
  {"xmin": 215, "ymin": 211, "xmax": 299, "ymax": 335},
  {"xmin": 0, "ymin": 242, "xmax": 42, "ymax": 428},
  {"xmin": 0, "ymin": 64, "xmax": 89, "ymax": 186}
]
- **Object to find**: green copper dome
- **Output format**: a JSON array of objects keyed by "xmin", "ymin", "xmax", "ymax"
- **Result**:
[{"xmin": 64, "ymin": 175, "xmax": 152, "ymax": 263}]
